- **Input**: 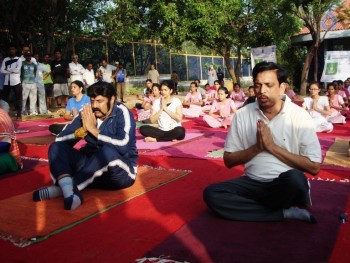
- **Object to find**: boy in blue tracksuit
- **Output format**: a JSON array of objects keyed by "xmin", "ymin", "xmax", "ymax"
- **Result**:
[{"xmin": 33, "ymin": 81, "xmax": 138, "ymax": 210}]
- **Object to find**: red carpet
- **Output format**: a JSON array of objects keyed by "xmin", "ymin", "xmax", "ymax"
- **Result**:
[
  {"xmin": 0, "ymin": 157, "xmax": 237, "ymax": 262},
  {"xmin": 0, "ymin": 115, "xmax": 349, "ymax": 262}
]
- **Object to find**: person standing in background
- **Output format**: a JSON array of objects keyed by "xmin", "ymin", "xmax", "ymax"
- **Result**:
[
  {"xmin": 69, "ymin": 54, "xmax": 85, "ymax": 82},
  {"xmin": 51, "ymin": 50, "xmax": 70, "ymax": 107},
  {"xmin": 217, "ymin": 67, "xmax": 224, "ymax": 87},
  {"xmin": 116, "ymin": 63, "xmax": 127, "ymax": 103},
  {"xmin": 208, "ymin": 65, "xmax": 217, "ymax": 87},
  {"xmin": 97, "ymin": 59, "xmax": 116, "ymax": 84},
  {"xmin": 171, "ymin": 70, "xmax": 180, "ymax": 95},
  {"xmin": 83, "ymin": 63, "xmax": 96, "ymax": 91},
  {"xmin": 33, "ymin": 53, "xmax": 48, "ymax": 115},
  {"xmin": 147, "ymin": 64, "xmax": 160, "ymax": 84},
  {"xmin": 1, "ymin": 45, "xmax": 23, "ymax": 119},
  {"xmin": 19, "ymin": 45, "xmax": 37, "ymax": 65},
  {"xmin": 21, "ymin": 51, "xmax": 38, "ymax": 116},
  {"xmin": 42, "ymin": 54, "xmax": 54, "ymax": 110},
  {"xmin": 0, "ymin": 50, "xmax": 8, "ymax": 112},
  {"xmin": 0, "ymin": 50, "xmax": 5, "ymax": 97}
]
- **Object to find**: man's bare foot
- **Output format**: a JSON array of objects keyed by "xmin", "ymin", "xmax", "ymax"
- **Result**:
[{"xmin": 145, "ymin": 137, "xmax": 157, "ymax": 142}]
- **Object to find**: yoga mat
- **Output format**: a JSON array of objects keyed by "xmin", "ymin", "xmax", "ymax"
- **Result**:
[
  {"xmin": 146, "ymin": 131, "xmax": 226, "ymax": 159},
  {"xmin": 14, "ymin": 118, "xmax": 66, "ymax": 139},
  {"xmin": 322, "ymin": 138, "xmax": 350, "ymax": 170},
  {"xmin": 18, "ymin": 143, "xmax": 50, "ymax": 159},
  {"xmin": 17, "ymin": 135, "xmax": 56, "ymax": 145},
  {"xmin": 0, "ymin": 166, "xmax": 191, "ymax": 247},
  {"xmin": 147, "ymin": 180, "xmax": 350, "ymax": 263},
  {"xmin": 136, "ymin": 131, "xmax": 207, "ymax": 150}
]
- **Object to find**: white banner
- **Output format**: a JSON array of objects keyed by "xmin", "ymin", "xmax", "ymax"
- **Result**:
[
  {"xmin": 320, "ymin": 51, "xmax": 350, "ymax": 82},
  {"xmin": 250, "ymin": 45, "xmax": 277, "ymax": 69}
]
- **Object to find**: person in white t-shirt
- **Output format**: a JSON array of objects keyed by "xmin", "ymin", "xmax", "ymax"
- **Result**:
[
  {"xmin": 97, "ymin": 59, "xmax": 116, "ymax": 83},
  {"xmin": 83, "ymin": 63, "xmax": 96, "ymax": 89},
  {"xmin": 69, "ymin": 54, "xmax": 85, "ymax": 82},
  {"xmin": 204, "ymin": 62, "xmax": 322, "ymax": 224},
  {"xmin": 139, "ymin": 81, "xmax": 185, "ymax": 142},
  {"xmin": 302, "ymin": 81, "xmax": 333, "ymax": 133}
]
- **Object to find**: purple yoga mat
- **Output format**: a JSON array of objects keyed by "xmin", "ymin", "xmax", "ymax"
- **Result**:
[{"xmin": 147, "ymin": 180, "xmax": 349, "ymax": 263}]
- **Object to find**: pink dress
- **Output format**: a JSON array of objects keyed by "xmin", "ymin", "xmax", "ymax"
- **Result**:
[
  {"xmin": 183, "ymin": 92, "xmax": 202, "ymax": 118},
  {"xmin": 136, "ymin": 96, "xmax": 152, "ymax": 121},
  {"xmin": 327, "ymin": 94, "xmax": 346, "ymax": 124},
  {"xmin": 203, "ymin": 99, "xmax": 236, "ymax": 128},
  {"xmin": 230, "ymin": 90, "xmax": 245, "ymax": 108}
]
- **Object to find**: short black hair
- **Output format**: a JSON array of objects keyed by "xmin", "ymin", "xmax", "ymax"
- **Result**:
[
  {"xmin": 71, "ymin": 80, "xmax": 85, "ymax": 93},
  {"xmin": 87, "ymin": 81, "xmax": 116, "ymax": 99},
  {"xmin": 252, "ymin": 62, "xmax": 288, "ymax": 84}
]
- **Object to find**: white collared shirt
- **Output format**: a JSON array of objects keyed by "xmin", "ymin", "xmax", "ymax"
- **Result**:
[
  {"xmin": 69, "ymin": 62, "xmax": 85, "ymax": 82},
  {"xmin": 1, "ymin": 56, "xmax": 22, "ymax": 86},
  {"xmin": 224, "ymin": 95, "xmax": 321, "ymax": 182},
  {"xmin": 83, "ymin": 69, "xmax": 95, "ymax": 86}
]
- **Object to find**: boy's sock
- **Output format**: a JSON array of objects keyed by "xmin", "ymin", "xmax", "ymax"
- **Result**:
[
  {"xmin": 58, "ymin": 176, "xmax": 83, "ymax": 210},
  {"xmin": 33, "ymin": 185, "xmax": 62, "ymax": 201},
  {"xmin": 283, "ymin": 207, "xmax": 317, "ymax": 224}
]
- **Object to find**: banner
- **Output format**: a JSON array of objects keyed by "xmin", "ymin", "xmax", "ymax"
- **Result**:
[
  {"xmin": 250, "ymin": 45, "xmax": 277, "ymax": 69},
  {"xmin": 320, "ymin": 51, "xmax": 350, "ymax": 82}
]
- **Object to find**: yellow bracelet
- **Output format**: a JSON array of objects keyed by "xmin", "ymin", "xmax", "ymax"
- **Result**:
[{"xmin": 74, "ymin": 127, "xmax": 88, "ymax": 139}]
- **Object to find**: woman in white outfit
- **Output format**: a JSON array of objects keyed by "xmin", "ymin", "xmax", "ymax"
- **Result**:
[{"xmin": 302, "ymin": 81, "xmax": 333, "ymax": 133}]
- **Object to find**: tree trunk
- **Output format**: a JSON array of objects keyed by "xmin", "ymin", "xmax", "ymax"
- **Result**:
[
  {"xmin": 300, "ymin": 45, "xmax": 315, "ymax": 96},
  {"xmin": 235, "ymin": 46, "xmax": 241, "ymax": 84},
  {"xmin": 313, "ymin": 46, "xmax": 318, "ymax": 81},
  {"xmin": 223, "ymin": 51, "xmax": 237, "ymax": 84}
]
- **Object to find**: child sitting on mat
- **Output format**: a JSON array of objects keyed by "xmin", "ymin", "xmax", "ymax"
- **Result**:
[
  {"xmin": 182, "ymin": 82, "xmax": 203, "ymax": 118},
  {"xmin": 203, "ymin": 87, "xmax": 237, "ymax": 129}
]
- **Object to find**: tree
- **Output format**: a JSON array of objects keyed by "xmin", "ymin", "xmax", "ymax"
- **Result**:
[
  {"xmin": 108, "ymin": 0, "xmax": 300, "ymax": 83},
  {"xmin": 284, "ymin": 0, "xmax": 345, "ymax": 95},
  {"xmin": 0, "ymin": 0, "xmax": 108, "ymax": 55}
]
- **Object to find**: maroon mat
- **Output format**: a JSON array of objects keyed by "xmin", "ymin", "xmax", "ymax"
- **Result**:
[
  {"xmin": 17, "ymin": 135, "xmax": 55, "ymax": 145},
  {"xmin": 147, "ymin": 180, "xmax": 350, "ymax": 263}
]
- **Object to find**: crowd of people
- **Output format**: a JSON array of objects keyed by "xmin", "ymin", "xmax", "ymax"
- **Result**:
[
  {"xmin": 1, "ymin": 48, "xmax": 350, "ymax": 225},
  {"xmin": 0, "ymin": 45, "xmax": 140, "ymax": 120}
]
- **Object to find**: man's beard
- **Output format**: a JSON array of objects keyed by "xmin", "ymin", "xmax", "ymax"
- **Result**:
[{"xmin": 92, "ymin": 99, "xmax": 111, "ymax": 117}]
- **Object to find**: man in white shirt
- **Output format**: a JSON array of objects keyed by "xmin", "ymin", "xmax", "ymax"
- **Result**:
[
  {"xmin": 69, "ymin": 54, "xmax": 85, "ymax": 82},
  {"xmin": 83, "ymin": 63, "xmax": 95, "ymax": 89},
  {"xmin": 204, "ymin": 62, "xmax": 322, "ymax": 224},
  {"xmin": 97, "ymin": 59, "xmax": 116, "ymax": 84},
  {"xmin": 0, "ymin": 45, "xmax": 23, "ymax": 119}
]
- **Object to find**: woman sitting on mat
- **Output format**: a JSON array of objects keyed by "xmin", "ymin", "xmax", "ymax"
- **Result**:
[
  {"xmin": 49, "ymin": 80, "xmax": 91, "ymax": 135},
  {"xmin": 302, "ymin": 81, "xmax": 333, "ymax": 133},
  {"xmin": 203, "ymin": 86, "xmax": 237, "ymax": 129},
  {"xmin": 182, "ymin": 81, "xmax": 203, "ymax": 118},
  {"xmin": 139, "ymin": 81, "xmax": 185, "ymax": 142},
  {"xmin": 230, "ymin": 83, "xmax": 246, "ymax": 108},
  {"xmin": 0, "ymin": 109, "xmax": 22, "ymax": 174}
]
